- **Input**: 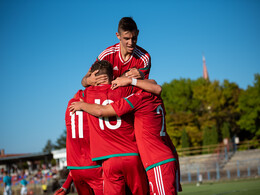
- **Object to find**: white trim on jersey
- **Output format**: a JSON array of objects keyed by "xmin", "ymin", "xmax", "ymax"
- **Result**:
[
  {"xmin": 98, "ymin": 45, "xmax": 120, "ymax": 60},
  {"xmin": 134, "ymin": 48, "xmax": 150, "ymax": 67},
  {"xmin": 100, "ymin": 50, "xmax": 119, "ymax": 60},
  {"xmin": 154, "ymin": 166, "xmax": 166, "ymax": 195},
  {"xmin": 98, "ymin": 43, "xmax": 150, "ymax": 68},
  {"xmin": 119, "ymin": 45, "xmax": 133, "ymax": 64}
]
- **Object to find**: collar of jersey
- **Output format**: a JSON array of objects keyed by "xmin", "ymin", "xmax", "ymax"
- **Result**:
[{"xmin": 119, "ymin": 43, "xmax": 135, "ymax": 64}]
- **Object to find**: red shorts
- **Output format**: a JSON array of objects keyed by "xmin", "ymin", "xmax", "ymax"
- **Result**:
[
  {"xmin": 102, "ymin": 155, "xmax": 148, "ymax": 195},
  {"xmin": 70, "ymin": 167, "xmax": 103, "ymax": 195},
  {"xmin": 147, "ymin": 161, "xmax": 180, "ymax": 195}
]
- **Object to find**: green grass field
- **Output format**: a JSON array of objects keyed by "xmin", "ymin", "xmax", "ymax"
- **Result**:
[
  {"xmin": 1, "ymin": 178, "xmax": 259, "ymax": 194},
  {"xmin": 181, "ymin": 178, "xmax": 260, "ymax": 195}
]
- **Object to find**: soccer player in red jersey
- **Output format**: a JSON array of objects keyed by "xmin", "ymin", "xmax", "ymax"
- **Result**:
[
  {"xmin": 71, "ymin": 77, "xmax": 182, "ymax": 195},
  {"xmin": 70, "ymin": 60, "xmax": 162, "ymax": 195},
  {"xmin": 81, "ymin": 17, "xmax": 151, "ymax": 87},
  {"xmin": 58, "ymin": 90, "xmax": 103, "ymax": 195}
]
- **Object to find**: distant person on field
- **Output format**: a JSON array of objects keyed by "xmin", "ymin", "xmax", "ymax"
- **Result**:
[
  {"xmin": 20, "ymin": 179, "xmax": 28, "ymax": 195},
  {"xmin": 3, "ymin": 171, "xmax": 12, "ymax": 195}
]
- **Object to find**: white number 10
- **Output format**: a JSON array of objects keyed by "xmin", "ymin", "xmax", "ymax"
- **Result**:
[
  {"xmin": 95, "ymin": 99, "xmax": 122, "ymax": 130},
  {"xmin": 70, "ymin": 111, "xmax": 83, "ymax": 138}
]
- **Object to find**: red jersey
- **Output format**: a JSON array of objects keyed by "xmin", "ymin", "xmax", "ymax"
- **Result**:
[
  {"xmin": 111, "ymin": 91, "xmax": 178, "ymax": 171},
  {"xmin": 65, "ymin": 90, "xmax": 101, "ymax": 169},
  {"xmin": 84, "ymin": 84, "xmax": 139, "ymax": 161},
  {"xmin": 98, "ymin": 43, "xmax": 151, "ymax": 79}
]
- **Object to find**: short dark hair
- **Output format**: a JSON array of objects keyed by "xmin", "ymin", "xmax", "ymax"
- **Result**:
[
  {"xmin": 90, "ymin": 60, "xmax": 113, "ymax": 82},
  {"xmin": 118, "ymin": 17, "xmax": 138, "ymax": 33}
]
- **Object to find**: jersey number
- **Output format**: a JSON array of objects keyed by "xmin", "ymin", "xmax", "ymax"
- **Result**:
[
  {"xmin": 70, "ymin": 111, "xmax": 83, "ymax": 138},
  {"xmin": 156, "ymin": 105, "xmax": 166, "ymax": 136},
  {"xmin": 95, "ymin": 99, "xmax": 122, "ymax": 130}
]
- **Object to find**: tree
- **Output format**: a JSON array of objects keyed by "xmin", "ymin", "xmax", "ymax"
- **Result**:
[
  {"xmin": 210, "ymin": 125, "xmax": 218, "ymax": 145},
  {"xmin": 181, "ymin": 128, "xmax": 190, "ymax": 148},
  {"xmin": 43, "ymin": 139, "xmax": 54, "ymax": 153},
  {"xmin": 161, "ymin": 78, "xmax": 194, "ymax": 113},
  {"xmin": 220, "ymin": 80, "xmax": 241, "ymax": 136},
  {"xmin": 161, "ymin": 75, "xmax": 258, "ymax": 150},
  {"xmin": 162, "ymin": 78, "xmax": 199, "ymax": 147},
  {"xmin": 221, "ymin": 122, "xmax": 231, "ymax": 139},
  {"xmin": 238, "ymin": 74, "xmax": 260, "ymax": 139},
  {"xmin": 54, "ymin": 129, "xmax": 67, "ymax": 149},
  {"xmin": 202, "ymin": 126, "xmax": 211, "ymax": 146}
]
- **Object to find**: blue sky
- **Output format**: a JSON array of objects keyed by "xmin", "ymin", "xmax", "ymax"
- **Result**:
[{"xmin": 0, "ymin": 0, "xmax": 259, "ymax": 154}]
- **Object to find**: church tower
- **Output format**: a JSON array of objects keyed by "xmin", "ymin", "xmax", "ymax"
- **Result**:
[{"xmin": 203, "ymin": 55, "xmax": 209, "ymax": 80}]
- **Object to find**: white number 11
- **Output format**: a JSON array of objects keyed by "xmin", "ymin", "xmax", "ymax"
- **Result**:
[{"xmin": 70, "ymin": 111, "xmax": 83, "ymax": 138}]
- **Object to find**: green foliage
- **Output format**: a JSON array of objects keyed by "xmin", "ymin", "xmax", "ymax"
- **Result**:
[
  {"xmin": 203, "ymin": 126, "xmax": 211, "ymax": 146},
  {"xmin": 238, "ymin": 74, "xmax": 260, "ymax": 139},
  {"xmin": 43, "ymin": 129, "xmax": 67, "ymax": 152},
  {"xmin": 181, "ymin": 128, "xmax": 190, "ymax": 148},
  {"xmin": 51, "ymin": 159, "xmax": 57, "ymax": 166},
  {"xmin": 202, "ymin": 125, "xmax": 218, "ymax": 153},
  {"xmin": 162, "ymin": 78, "xmax": 196, "ymax": 113},
  {"xmin": 211, "ymin": 125, "xmax": 218, "ymax": 145},
  {"xmin": 43, "ymin": 139, "xmax": 54, "ymax": 153},
  {"xmin": 54, "ymin": 129, "xmax": 67, "ymax": 149},
  {"xmin": 221, "ymin": 122, "xmax": 231, "ymax": 139},
  {"xmin": 161, "ymin": 75, "xmax": 260, "ymax": 149}
]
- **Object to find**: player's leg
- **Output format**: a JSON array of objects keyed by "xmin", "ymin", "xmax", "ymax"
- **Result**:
[
  {"xmin": 78, "ymin": 168, "xmax": 104, "ymax": 195},
  {"xmin": 102, "ymin": 158, "xmax": 126, "ymax": 195},
  {"xmin": 123, "ymin": 156, "xmax": 149, "ymax": 195},
  {"xmin": 70, "ymin": 170, "xmax": 94, "ymax": 195},
  {"xmin": 146, "ymin": 161, "xmax": 179, "ymax": 195},
  {"xmin": 21, "ymin": 186, "xmax": 27, "ymax": 195},
  {"xmin": 4, "ymin": 185, "xmax": 11, "ymax": 195}
]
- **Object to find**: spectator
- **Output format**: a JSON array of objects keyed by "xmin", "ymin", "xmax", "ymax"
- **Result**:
[{"xmin": 3, "ymin": 170, "xmax": 12, "ymax": 195}]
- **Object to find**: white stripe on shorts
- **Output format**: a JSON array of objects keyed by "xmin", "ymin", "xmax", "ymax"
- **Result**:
[{"xmin": 154, "ymin": 166, "xmax": 165, "ymax": 195}]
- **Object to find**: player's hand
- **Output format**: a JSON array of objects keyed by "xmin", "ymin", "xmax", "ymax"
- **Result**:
[
  {"xmin": 111, "ymin": 77, "xmax": 132, "ymax": 90},
  {"xmin": 54, "ymin": 188, "xmax": 66, "ymax": 195},
  {"xmin": 125, "ymin": 68, "xmax": 144, "ymax": 79},
  {"xmin": 69, "ymin": 99, "xmax": 84, "ymax": 114},
  {"xmin": 88, "ymin": 70, "xmax": 108, "ymax": 86}
]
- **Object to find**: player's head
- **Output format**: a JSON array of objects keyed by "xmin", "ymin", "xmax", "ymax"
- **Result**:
[
  {"xmin": 118, "ymin": 17, "xmax": 138, "ymax": 33},
  {"xmin": 116, "ymin": 17, "xmax": 139, "ymax": 55},
  {"xmin": 90, "ymin": 60, "xmax": 113, "ymax": 83}
]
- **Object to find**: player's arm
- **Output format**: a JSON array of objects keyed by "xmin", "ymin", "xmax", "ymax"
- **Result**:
[
  {"xmin": 81, "ymin": 70, "xmax": 91, "ymax": 87},
  {"xmin": 111, "ymin": 77, "xmax": 162, "ymax": 95},
  {"xmin": 69, "ymin": 99, "xmax": 117, "ymax": 117},
  {"xmin": 81, "ymin": 70, "xmax": 108, "ymax": 87},
  {"xmin": 54, "ymin": 172, "xmax": 73, "ymax": 195}
]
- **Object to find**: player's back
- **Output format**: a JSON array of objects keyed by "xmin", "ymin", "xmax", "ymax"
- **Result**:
[
  {"xmin": 133, "ymin": 92, "xmax": 177, "ymax": 170},
  {"xmin": 65, "ymin": 90, "xmax": 100, "ymax": 169},
  {"xmin": 85, "ymin": 84, "xmax": 138, "ymax": 161},
  {"xmin": 111, "ymin": 91, "xmax": 177, "ymax": 170}
]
